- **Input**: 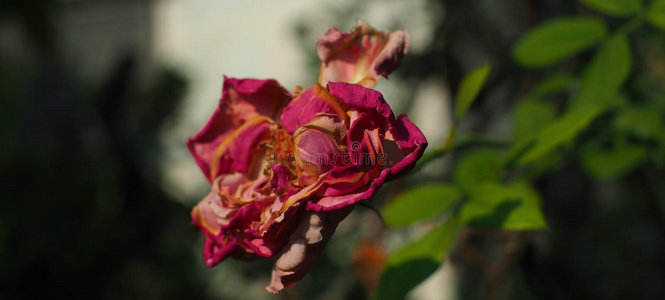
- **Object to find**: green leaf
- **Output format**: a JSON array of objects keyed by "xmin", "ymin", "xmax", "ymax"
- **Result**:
[
  {"xmin": 527, "ymin": 74, "xmax": 577, "ymax": 99},
  {"xmin": 647, "ymin": 0, "xmax": 665, "ymax": 31},
  {"xmin": 512, "ymin": 17, "xmax": 607, "ymax": 67},
  {"xmin": 570, "ymin": 34, "xmax": 632, "ymax": 110},
  {"xmin": 514, "ymin": 99, "xmax": 557, "ymax": 140},
  {"xmin": 372, "ymin": 217, "xmax": 460, "ymax": 300},
  {"xmin": 581, "ymin": 140, "xmax": 647, "ymax": 180},
  {"xmin": 382, "ymin": 184, "xmax": 462, "ymax": 227},
  {"xmin": 502, "ymin": 138, "xmax": 536, "ymax": 170},
  {"xmin": 581, "ymin": 0, "xmax": 642, "ymax": 17},
  {"xmin": 614, "ymin": 105, "xmax": 665, "ymax": 140},
  {"xmin": 516, "ymin": 35, "xmax": 633, "ymax": 164},
  {"xmin": 517, "ymin": 105, "xmax": 604, "ymax": 165},
  {"xmin": 459, "ymin": 181, "xmax": 547, "ymax": 230},
  {"xmin": 455, "ymin": 62, "xmax": 491, "ymax": 120},
  {"xmin": 454, "ymin": 150, "xmax": 503, "ymax": 191}
]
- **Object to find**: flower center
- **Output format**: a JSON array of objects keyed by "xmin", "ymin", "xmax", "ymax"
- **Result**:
[{"xmin": 266, "ymin": 124, "xmax": 295, "ymax": 166}]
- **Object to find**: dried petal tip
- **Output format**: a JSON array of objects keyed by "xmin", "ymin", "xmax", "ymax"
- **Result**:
[
  {"xmin": 317, "ymin": 20, "xmax": 410, "ymax": 88},
  {"xmin": 266, "ymin": 239, "xmax": 307, "ymax": 294},
  {"xmin": 266, "ymin": 277, "xmax": 284, "ymax": 295}
]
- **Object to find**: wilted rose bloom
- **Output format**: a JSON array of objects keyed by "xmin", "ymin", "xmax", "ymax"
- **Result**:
[{"xmin": 187, "ymin": 21, "xmax": 426, "ymax": 294}]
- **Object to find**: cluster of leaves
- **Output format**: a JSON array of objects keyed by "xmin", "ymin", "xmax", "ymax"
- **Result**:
[{"xmin": 370, "ymin": 0, "xmax": 665, "ymax": 299}]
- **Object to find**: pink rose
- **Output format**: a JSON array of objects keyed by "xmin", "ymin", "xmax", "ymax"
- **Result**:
[{"xmin": 187, "ymin": 21, "xmax": 426, "ymax": 294}]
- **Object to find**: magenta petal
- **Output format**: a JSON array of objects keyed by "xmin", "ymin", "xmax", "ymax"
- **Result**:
[
  {"xmin": 223, "ymin": 197, "xmax": 273, "ymax": 231},
  {"xmin": 195, "ymin": 196, "xmax": 275, "ymax": 266},
  {"xmin": 201, "ymin": 237, "xmax": 239, "ymax": 267},
  {"xmin": 385, "ymin": 114, "xmax": 428, "ymax": 178},
  {"xmin": 189, "ymin": 118, "xmax": 270, "ymax": 182},
  {"xmin": 280, "ymin": 85, "xmax": 348, "ymax": 133},
  {"xmin": 270, "ymin": 164, "xmax": 293, "ymax": 195},
  {"xmin": 245, "ymin": 218, "xmax": 300, "ymax": 260},
  {"xmin": 327, "ymin": 82, "xmax": 394, "ymax": 119},
  {"xmin": 317, "ymin": 164, "xmax": 375, "ymax": 197},
  {"xmin": 317, "ymin": 20, "xmax": 409, "ymax": 87},
  {"xmin": 187, "ymin": 77, "xmax": 292, "ymax": 182},
  {"xmin": 260, "ymin": 202, "xmax": 302, "ymax": 244},
  {"xmin": 296, "ymin": 129, "xmax": 342, "ymax": 172},
  {"xmin": 328, "ymin": 82, "xmax": 427, "ymax": 178},
  {"xmin": 224, "ymin": 121, "xmax": 270, "ymax": 177},
  {"xmin": 242, "ymin": 191, "xmax": 306, "ymax": 259},
  {"xmin": 346, "ymin": 112, "xmax": 384, "ymax": 168},
  {"xmin": 221, "ymin": 77, "xmax": 294, "ymax": 126},
  {"xmin": 245, "ymin": 239, "xmax": 277, "ymax": 258},
  {"xmin": 309, "ymin": 169, "xmax": 390, "ymax": 212},
  {"xmin": 187, "ymin": 107, "xmax": 232, "ymax": 183}
]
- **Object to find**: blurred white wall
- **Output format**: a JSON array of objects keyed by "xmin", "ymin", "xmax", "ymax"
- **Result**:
[{"xmin": 153, "ymin": 0, "xmax": 317, "ymax": 125}]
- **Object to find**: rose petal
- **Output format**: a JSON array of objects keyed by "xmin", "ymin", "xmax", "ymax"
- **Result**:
[
  {"xmin": 192, "ymin": 194, "xmax": 275, "ymax": 267},
  {"xmin": 308, "ymin": 169, "xmax": 390, "ymax": 212},
  {"xmin": 186, "ymin": 107, "xmax": 232, "ymax": 182},
  {"xmin": 384, "ymin": 114, "xmax": 427, "ymax": 177},
  {"xmin": 222, "ymin": 77, "xmax": 293, "ymax": 126},
  {"xmin": 191, "ymin": 192, "xmax": 224, "ymax": 237},
  {"xmin": 192, "ymin": 116, "xmax": 271, "ymax": 181},
  {"xmin": 328, "ymin": 82, "xmax": 427, "ymax": 178},
  {"xmin": 317, "ymin": 20, "xmax": 409, "ymax": 87},
  {"xmin": 270, "ymin": 163, "xmax": 294, "ymax": 195},
  {"xmin": 327, "ymin": 81, "xmax": 394, "ymax": 119},
  {"xmin": 280, "ymin": 84, "xmax": 349, "ymax": 134},
  {"xmin": 296, "ymin": 130, "xmax": 341, "ymax": 171},
  {"xmin": 244, "ymin": 192, "xmax": 305, "ymax": 259},
  {"xmin": 316, "ymin": 163, "xmax": 378, "ymax": 198},
  {"xmin": 200, "ymin": 237, "xmax": 239, "ymax": 267},
  {"xmin": 223, "ymin": 197, "xmax": 274, "ymax": 231},
  {"xmin": 347, "ymin": 112, "xmax": 385, "ymax": 168},
  {"xmin": 187, "ymin": 78, "xmax": 292, "ymax": 182}
]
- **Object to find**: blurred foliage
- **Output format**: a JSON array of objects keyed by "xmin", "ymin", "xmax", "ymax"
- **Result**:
[
  {"xmin": 512, "ymin": 17, "xmax": 607, "ymax": 67},
  {"xmin": 381, "ymin": 184, "xmax": 461, "ymax": 227},
  {"xmin": 372, "ymin": 217, "xmax": 460, "ymax": 300},
  {"xmin": 296, "ymin": 0, "xmax": 665, "ymax": 299},
  {"xmin": 455, "ymin": 62, "xmax": 491, "ymax": 120}
]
